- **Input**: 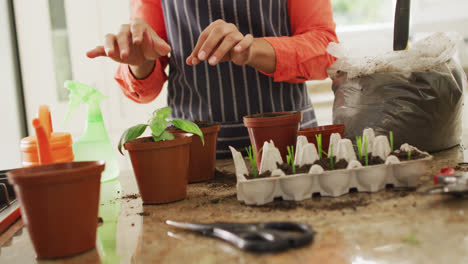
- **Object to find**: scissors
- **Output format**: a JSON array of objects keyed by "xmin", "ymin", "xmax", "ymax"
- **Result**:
[
  {"xmin": 166, "ymin": 220, "xmax": 315, "ymax": 253},
  {"xmin": 426, "ymin": 164, "xmax": 468, "ymax": 197}
]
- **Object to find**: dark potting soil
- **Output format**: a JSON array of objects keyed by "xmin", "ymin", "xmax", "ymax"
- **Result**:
[
  {"xmin": 122, "ymin": 193, "xmax": 140, "ymax": 200},
  {"xmin": 138, "ymin": 212, "xmax": 151, "ymax": 216},
  {"xmin": 276, "ymin": 163, "xmax": 313, "ymax": 175},
  {"xmin": 167, "ymin": 120, "xmax": 220, "ymax": 131},
  {"xmin": 391, "ymin": 150, "xmax": 428, "ymax": 161},
  {"xmin": 359, "ymin": 155, "xmax": 385, "ymax": 166},
  {"xmin": 244, "ymin": 170, "xmax": 272, "ymax": 180},
  {"xmin": 313, "ymin": 157, "xmax": 348, "ymax": 171}
]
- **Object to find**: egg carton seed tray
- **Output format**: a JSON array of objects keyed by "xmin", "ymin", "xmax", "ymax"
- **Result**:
[
  {"xmin": 230, "ymin": 129, "xmax": 432, "ymax": 205},
  {"xmin": 235, "ymin": 156, "xmax": 432, "ymax": 205}
]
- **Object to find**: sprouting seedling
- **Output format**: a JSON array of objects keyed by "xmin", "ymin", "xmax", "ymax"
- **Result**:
[
  {"xmin": 286, "ymin": 145, "xmax": 296, "ymax": 174},
  {"xmin": 364, "ymin": 135, "xmax": 369, "ymax": 166},
  {"xmin": 408, "ymin": 150, "xmax": 412, "ymax": 160},
  {"xmin": 316, "ymin": 134, "xmax": 323, "ymax": 159},
  {"xmin": 356, "ymin": 136, "xmax": 363, "ymax": 160},
  {"xmin": 245, "ymin": 145, "xmax": 258, "ymax": 178},
  {"xmin": 389, "ymin": 131, "xmax": 394, "ymax": 153},
  {"xmin": 329, "ymin": 144, "xmax": 334, "ymax": 170}
]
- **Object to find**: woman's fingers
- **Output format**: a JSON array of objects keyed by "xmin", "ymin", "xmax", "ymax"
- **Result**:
[
  {"xmin": 208, "ymin": 32, "xmax": 243, "ymax": 65},
  {"xmin": 104, "ymin": 34, "xmax": 117, "ymax": 57},
  {"xmin": 86, "ymin": 46, "xmax": 106, "ymax": 58},
  {"xmin": 198, "ymin": 23, "xmax": 238, "ymax": 61},
  {"xmin": 189, "ymin": 20, "xmax": 228, "ymax": 61},
  {"xmin": 116, "ymin": 25, "xmax": 131, "ymax": 59},
  {"xmin": 234, "ymin": 34, "xmax": 254, "ymax": 53},
  {"xmin": 130, "ymin": 19, "xmax": 146, "ymax": 45},
  {"xmin": 148, "ymin": 30, "xmax": 171, "ymax": 55},
  {"xmin": 187, "ymin": 20, "xmax": 253, "ymax": 66}
]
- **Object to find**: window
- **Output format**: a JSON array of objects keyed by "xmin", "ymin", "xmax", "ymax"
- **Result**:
[
  {"xmin": 332, "ymin": 0, "xmax": 395, "ymax": 26},
  {"xmin": 48, "ymin": 0, "xmax": 73, "ymax": 101}
]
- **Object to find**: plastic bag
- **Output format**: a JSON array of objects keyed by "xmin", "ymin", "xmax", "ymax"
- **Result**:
[{"xmin": 328, "ymin": 32, "xmax": 466, "ymax": 152}]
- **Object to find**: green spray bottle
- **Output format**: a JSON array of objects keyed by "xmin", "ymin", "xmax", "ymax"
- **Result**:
[{"xmin": 64, "ymin": 80, "xmax": 119, "ymax": 182}]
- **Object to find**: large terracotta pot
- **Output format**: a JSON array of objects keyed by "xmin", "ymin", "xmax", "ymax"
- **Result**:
[
  {"xmin": 298, "ymin": 124, "xmax": 345, "ymax": 153},
  {"xmin": 124, "ymin": 133, "xmax": 192, "ymax": 204},
  {"xmin": 243, "ymin": 111, "xmax": 302, "ymax": 167},
  {"xmin": 7, "ymin": 161, "xmax": 105, "ymax": 259},
  {"xmin": 171, "ymin": 124, "xmax": 221, "ymax": 183}
]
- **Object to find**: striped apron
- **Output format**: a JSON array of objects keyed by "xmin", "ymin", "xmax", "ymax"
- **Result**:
[{"xmin": 161, "ymin": 0, "xmax": 317, "ymax": 158}]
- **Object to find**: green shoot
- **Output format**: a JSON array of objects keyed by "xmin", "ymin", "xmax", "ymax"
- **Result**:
[
  {"xmin": 329, "ymin": 144, "xmax": 334, "ymax": 170},
  {"xmin": 356, "ymin": 136, "xmax": 362, "ymax": 160},
  {"xmin": 316, "ymin": 134, "xmax": 323, "ymax": 159},
  {"xmin": 408, "ymin": 150, "xmax": 412, "ymax": 160},
  {"xmin": 245, "ymin": 145, "xmax": 258, "ymax": 178},
  {"xmin": 402, "ymin": 234, "xmax": 420, "ymax": 245},
  {"xmin": 364, "ymin": 135, "xmax": 369, "ymax": 166},
  {"xmin": 287, "ymin": 145, "xmax": 296, "ymax": 174},
  {"xmin": 389, "ymin": 131, "xmax": 394, "ymax": 152}
]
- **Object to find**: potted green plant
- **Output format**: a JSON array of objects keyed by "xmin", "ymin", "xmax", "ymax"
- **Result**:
[
  {"xmin": 243, "ymin": 111, "xmax": 302, "ymax": 168},
  {"xmin": 118, "ymin": 107, "xmax": 204, "ymax": 204}
]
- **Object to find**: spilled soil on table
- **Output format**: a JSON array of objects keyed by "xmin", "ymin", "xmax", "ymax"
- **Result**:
[
  {"xmin": 254, "ymin": 188, "xmax": 413, "ymax": 212},
  {"xmin": 206, "ymin": 169, "xmax": 237, "ymax": 188}
]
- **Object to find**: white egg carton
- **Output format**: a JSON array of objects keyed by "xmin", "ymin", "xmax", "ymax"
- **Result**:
[{"xmin": 230, "ymin": 128, "xmax": 433, "ymax": 205}]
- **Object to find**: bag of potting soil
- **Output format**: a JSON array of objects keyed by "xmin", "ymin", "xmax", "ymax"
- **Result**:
[{"xmin": 327, "ymin": 32, "xmax": 466, "ymax": 152}]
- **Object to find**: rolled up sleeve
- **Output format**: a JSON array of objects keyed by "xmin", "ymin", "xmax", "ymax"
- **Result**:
[{"xmin": 262, "ymin": 0, "xmax": 338, "ymax": 83}]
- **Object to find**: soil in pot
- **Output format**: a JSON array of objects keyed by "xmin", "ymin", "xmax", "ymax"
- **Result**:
[
  {"xmin": 314, "ymin": 157, "xmax": 349, "ymax": 171},
  {"xmin": 244, "ymin": 111, "xmax": 302, "ymax": 168},
  {"xmin": 277, "ymin": 163, "xmax": 313, "ymax": 175},
  {"xmin": 244, "ymin": 170, "xmax": 272, "ymax": 180},
  {"xmin": 125, "ymin": 134, "xmax": 192, "ymax": 204},
  {"xmin": 391, "ymin": 150, "xmax": 428, "ymax": 161},
  {"xmin": 169, "ymin": 121, "xmax": 220, "ymax": 183},
  {"xmin": 7, "ymin": 161, "xmax": 105, "ymax": 259},
  {"xmin": 359, "ymin": 155, "xmax": 385, "ymax": 166}
]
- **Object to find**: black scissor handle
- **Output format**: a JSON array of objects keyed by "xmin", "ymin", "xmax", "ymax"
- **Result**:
[
  {"xmin": 212, "ymin": 222, "xmax": 314, "ymax": 253},
  {"xmin": 261, "ymin": 222, "xmax": 315, "ymax": 248}
]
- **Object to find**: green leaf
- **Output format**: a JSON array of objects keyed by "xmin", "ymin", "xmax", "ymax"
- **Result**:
[
  {"xmin": 149, "ymin": 117, "xmax": 169, "ymax": 137},
  {"xmin": 171, "ymin": 119, "xmax": 204, "ymax": 145},
  {"xmin": 118, "ymin": 124, "xmax": 147, "ymax": 155},
  {"xmin": 152, "ymin": 106, "xmax": 172, "ymax": 120},
  {"xmin": 152, "ymin": 131, "xmax": 175, "ymax": 142},
  {"xmin": 402, "ymin": 234, "xmax": 420, "ymax": 245}
]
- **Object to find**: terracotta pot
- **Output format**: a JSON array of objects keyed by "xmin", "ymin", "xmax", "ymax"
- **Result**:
[
  {"xmin": 171, "ymin": 124, "xmax": 221, "ymax": 183},
  {"xmin": 7, "ymin": 161, "xmax": 105, "ymax": 259},
  {"xmin": 125, "ymin": 133, "xmax": 192, "ymax": 204},
  {"xmin": 243, "ymin": 111, "xmax": 302, "ymax": 167},
  {"xmin": 298, "ymin": 124, "xmax": 345, "ymax": 153}
]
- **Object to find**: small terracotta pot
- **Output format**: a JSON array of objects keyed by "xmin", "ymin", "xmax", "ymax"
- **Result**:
[
  {"xmin": 298, "ymin": 124, "xmax": 345, "ymax": 153},
  {"xmin": 243, "ymin": 111, "xmax": 302, "ymax": 167},
  {"xmin": 7, "ymin": 161, "xmax": 105, "ymax": 259},
  {"xmin": 125, "ymin": 133, "xmax": 192, "ymax": 204},
  {"xmin": 171, "ymin": 124, "xmax": 221, "ymax": 183}
]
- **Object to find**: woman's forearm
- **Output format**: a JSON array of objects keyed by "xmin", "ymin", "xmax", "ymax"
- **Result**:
[
  {"xmin": 247, "ymin": 38, "xmax": 276, "ymax": 74},
  {"xmin": 129, "ymin": 60, "xmax": 156, "ymax": 79}
]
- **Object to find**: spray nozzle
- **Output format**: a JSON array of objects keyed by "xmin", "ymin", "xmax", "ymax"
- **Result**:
[{"xmin": 64, "ymin": 80, "xmax": 107, "ymax": 123}]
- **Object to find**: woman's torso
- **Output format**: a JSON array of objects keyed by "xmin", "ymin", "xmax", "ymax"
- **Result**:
[{"xmin": 161, "ymin": 0, "xmax": 317, "ymax": 157}]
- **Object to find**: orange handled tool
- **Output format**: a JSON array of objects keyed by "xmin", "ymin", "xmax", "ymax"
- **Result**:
[{"xmin": 32, "ymin": 118, "xmax": 53, "ymax": 165}]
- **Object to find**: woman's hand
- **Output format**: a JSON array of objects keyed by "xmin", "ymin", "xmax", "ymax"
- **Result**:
[
  {"xmin": 186, "ymin": 19, "xmax": 254, "ymax": 67},
  {"xmin": 86, "ymin": 18, "xmax": 171, "ymax": 78}
]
